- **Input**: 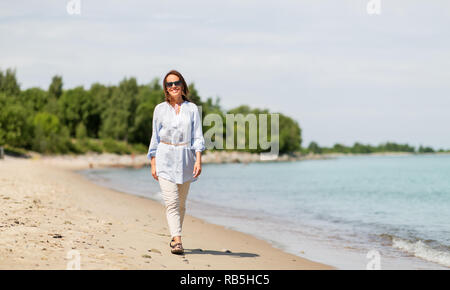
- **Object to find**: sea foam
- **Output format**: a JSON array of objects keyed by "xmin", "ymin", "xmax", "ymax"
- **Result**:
[{"xmin": 392, "ymin": 237, "xmax": 450, "ymax": 268}]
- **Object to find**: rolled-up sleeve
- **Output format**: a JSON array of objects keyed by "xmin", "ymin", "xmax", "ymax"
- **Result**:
[
  {"xmin": 191, "ymin": 105, "xmax": 205, "ymax": 153},
  {"xmin": 147, "ymin": 106, "xmax": 160, "ymax": 159}
]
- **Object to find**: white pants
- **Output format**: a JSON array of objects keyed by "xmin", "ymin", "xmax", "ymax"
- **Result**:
[{"xmin": 158, "ymin": 176, "xmax": 191, "ymax": 238}]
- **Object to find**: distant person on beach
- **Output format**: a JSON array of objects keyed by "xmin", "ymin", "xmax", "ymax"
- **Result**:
[{"xmin": 147, "ymin": 70, "xmax": 205, "ymax": 255}]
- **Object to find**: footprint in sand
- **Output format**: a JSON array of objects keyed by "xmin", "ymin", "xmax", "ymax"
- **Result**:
[{"xmin": 148, "ymin": 249, "xmax": 161, "ymax": 254}]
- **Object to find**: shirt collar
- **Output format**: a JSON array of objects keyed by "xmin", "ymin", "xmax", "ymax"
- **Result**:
[{"xmin": 167, "ymin": 100, "xmax": 188, "ymax": 106}]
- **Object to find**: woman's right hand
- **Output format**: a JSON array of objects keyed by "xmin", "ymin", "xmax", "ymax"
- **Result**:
[{"xmin": 151, "ymin": 157, "xmax": 158, "ymax": 181}]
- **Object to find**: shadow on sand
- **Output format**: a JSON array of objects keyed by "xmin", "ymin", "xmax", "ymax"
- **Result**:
[{"xmin": 184, "ymin": 248, "xmax": 259, "ymax": 258}]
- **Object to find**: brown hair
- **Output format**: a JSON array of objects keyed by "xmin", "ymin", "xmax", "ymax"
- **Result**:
[{"xmin": 163, "ymin": 70, "xmax": 190, "ymax": 103}]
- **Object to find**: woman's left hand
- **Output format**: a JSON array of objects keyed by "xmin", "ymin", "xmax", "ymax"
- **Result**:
[{"xmin": 193, "ymin": 160, "xmax": 202, "ymax": 178}]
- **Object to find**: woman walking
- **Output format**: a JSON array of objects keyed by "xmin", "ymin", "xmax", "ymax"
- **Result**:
[{"xmin": 147, "ymin": 70, "xmax": 205, "ymax": 255}]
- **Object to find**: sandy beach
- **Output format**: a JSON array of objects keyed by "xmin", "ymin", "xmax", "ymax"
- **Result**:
[{"xmin": 0, "ymin": 155, "xmax": 333, "ymax": 270}]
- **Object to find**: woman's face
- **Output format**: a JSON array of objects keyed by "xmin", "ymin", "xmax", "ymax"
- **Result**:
[{"xmin": 166, "ymin": 74, "xmax": 183, "ymax": 100}]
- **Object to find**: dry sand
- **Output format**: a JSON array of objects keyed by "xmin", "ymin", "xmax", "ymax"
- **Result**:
[{"xmin": 0, "ymin": 155, "xmax": 334, "ymax": 270}]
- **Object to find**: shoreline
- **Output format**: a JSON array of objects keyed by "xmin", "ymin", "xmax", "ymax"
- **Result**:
[
  {"xmin": 14, "ymin": 150, "xmax": 448, "ymax": 171},
  {"xmin": 0, "ymin": 155, "xmax": 334, "ymax": 269}
]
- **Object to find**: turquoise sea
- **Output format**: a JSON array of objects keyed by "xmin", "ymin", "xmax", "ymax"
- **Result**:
[{"xmin": 79, "ymin": 154, "xmax": 450, "ymax": 269}]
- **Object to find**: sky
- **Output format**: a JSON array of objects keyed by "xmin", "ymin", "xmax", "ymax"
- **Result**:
[{"xmin": 1, "ymin": 0, "xmax": 450, "ymax": 149}]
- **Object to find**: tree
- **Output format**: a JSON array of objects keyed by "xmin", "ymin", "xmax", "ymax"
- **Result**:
[
  {"xmin": 148, "ymin": 77, "xmax": 162, "ymax": 91},
  {"xmin": 308, "ymin": 141, "xmax": 322, "ymax": 154},
  {"xmin": 20, "ymin": 87, "xmax": 48, "ymax": 112},
  {"xmin": 418, "ymin": 145, "xmax": 434, "ymax": 153},
  {"xmin": 58, "ymin": 86, "xmax": 93, "ymax": 137},
  {"xmin": 129, "ymin": 84, "xmax": 164, "ymax": 144},
  {"xmin": 278, "ymin": 114, "xmax": 302, "ymax": 153},
  {"xmin": 75, "ymin": 122, "xmax": 87, "ymax": 139},
  {"xmin": 351, "ymin": 142, "xmax": 372, "ymax": 154},
  {"xmin": 226, "ymin": 105, "xmax": 259, "ymax": 152},
  {"xmin": 225, "ymin": 106, "xmax": 301, "ymax": 154},
  {"xmin": 0, "ymin": 94, "xmax": 7, "ymax": 147},
  {"xmin": 32, "ymin": 112, "xmax": 71, "ymax": 153},
  {"xmin": 0, "ymin": 93, "xmax": 32, "ymax": 148},
  {"xmin": 333, "ymin": 143, "xmax": 348, "ymax": 153},
  {"xmin": 99, "ymin": 77, "xmax": 138, "ymax": 142},
  {"xmin": 187, "ymin": 82, "xmax": 202, "ymax": 105},
  {"xmin": 201, "ymin": 96, "xmax": 225, "ymax": 151},
  {"xmin": 48, "ymin": 75, "xmax": 63, "ymax": 99},
  {"xmin": 0, "ymin": 68, "xmax": 20, "ymax": 96},
  {"xmin": 89, "ymin": 83, "xmax": 113, "ymax": 138}
]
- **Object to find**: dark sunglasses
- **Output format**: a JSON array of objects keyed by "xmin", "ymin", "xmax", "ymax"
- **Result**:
[{"xmin": 166, "ymin": 80, "xmax": 182, "ymax": 88}]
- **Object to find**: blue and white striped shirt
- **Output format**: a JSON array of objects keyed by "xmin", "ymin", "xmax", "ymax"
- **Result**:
[{"xmin": 147, "ymin": 100, "xmax": 205, "ymax": 184}]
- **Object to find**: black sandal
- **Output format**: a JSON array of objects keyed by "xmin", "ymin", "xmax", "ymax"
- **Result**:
[{"xmin": 169, "ymin": 238, "xmax": 184, "ymax": 255}]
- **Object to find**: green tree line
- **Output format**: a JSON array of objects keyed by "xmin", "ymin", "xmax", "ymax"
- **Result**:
[
  {"xmin": 0, "ymin": 68, "xmax": 302, "ymax": 156},
  {"xmin": 304, "ymin": 141, "xmax": 449, "ymax": 154}
]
